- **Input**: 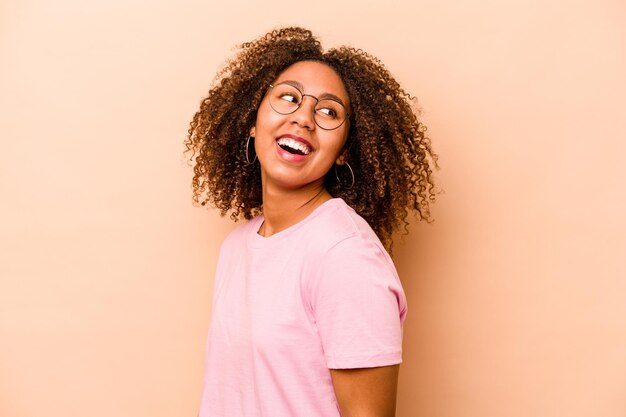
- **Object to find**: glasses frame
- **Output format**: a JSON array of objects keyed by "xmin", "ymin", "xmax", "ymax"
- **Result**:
[{"xmin": 267, "ymin": 82, "xmax": 350, "ymax": 131}]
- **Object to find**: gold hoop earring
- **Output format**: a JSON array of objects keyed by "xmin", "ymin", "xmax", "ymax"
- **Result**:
[
  {"xmin": 245, "ymin": 136, "xmax": 257, "ymax": 164},
  {"xmin": 334, "ymin": 162, "xmax": 355, "ymax": 189}
]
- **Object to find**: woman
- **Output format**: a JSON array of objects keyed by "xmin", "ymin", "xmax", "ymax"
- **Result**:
[{"xmin": 186, "ymin": 27, "xmax": 436, "ymax": 417}]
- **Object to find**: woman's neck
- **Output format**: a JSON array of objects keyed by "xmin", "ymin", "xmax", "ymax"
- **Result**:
[{"xmin": 259, "ymin": 183, "xmax": 332, "ymax": 237}]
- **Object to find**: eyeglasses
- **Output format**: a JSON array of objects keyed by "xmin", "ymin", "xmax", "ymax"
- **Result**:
[{"xmin": 267, "ymin": 82, "xmax": 349, "ymax": 130}]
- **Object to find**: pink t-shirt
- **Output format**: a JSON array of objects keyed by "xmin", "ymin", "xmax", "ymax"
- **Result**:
[{"xmin": 198, "ymin": 198, "xmax": 407, "ymax": 417}]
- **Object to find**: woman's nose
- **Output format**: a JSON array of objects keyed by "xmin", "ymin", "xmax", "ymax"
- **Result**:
[{"xmin": 289, "ymin": 96, "xmax": 317, "ymax": 129}]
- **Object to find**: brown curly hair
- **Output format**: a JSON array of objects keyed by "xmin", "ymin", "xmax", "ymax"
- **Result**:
[{"xmin": 185, "ymin": 27, "xmax": 437, "ymax": 251}]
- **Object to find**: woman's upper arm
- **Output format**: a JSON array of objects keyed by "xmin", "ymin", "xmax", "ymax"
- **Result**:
[{"xmin": 330, "ymin": 364, "xmax": 400, "ymax": 417}]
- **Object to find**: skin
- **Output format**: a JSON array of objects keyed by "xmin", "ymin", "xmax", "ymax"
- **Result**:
[
  {"xmin": 331, "ymin": 365, "xmax": 400, "ymax": 417},
  {"xmin": 251, "ymin": 60, "xmax": 399, "ymax": 416},
  {"xmin": 251, "ymin": 60, "xmax": 350, "ymax": 236}
]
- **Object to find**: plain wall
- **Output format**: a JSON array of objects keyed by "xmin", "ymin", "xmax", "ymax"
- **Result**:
[{"xmin": 1, "ymin": 0, "xmax": 625, "ymax": 416}]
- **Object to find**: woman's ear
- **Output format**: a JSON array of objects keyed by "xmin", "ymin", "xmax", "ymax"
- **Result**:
[
  {"xmin": 249, "ymin": 126, "xmax": 256, "ymax": 138},
  {"xmin": 335, "ymin": 149, "xmax": 349, "ymax": 166}
]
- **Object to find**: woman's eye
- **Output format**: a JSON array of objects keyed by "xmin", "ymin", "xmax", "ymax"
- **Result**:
[
  {"xmin": 317, "ymin": 107, "xmax": 338, "ymax": 118},
  {"xmin": 280, "ymin": 94, "xmax": 298, "ymax": 103}
]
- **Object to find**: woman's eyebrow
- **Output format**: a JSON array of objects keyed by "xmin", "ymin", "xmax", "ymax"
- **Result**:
[
  {"xmin": 281, "ymin": 79, "xmax": 305, "ymax": 91},
  {"xmin": 280, "ymin": 79, "xmax": 348, "ymax": 106},
  {"xmin": 318, "ymin": 92, "xmax": 346, "ymax": 105}
]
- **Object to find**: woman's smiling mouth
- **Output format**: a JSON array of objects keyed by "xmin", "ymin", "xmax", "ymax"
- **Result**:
[
  {"xmin": 277, "ymin": 137, "xmax": 311, "ymax": 155},
  {"xmin": 275, "ymin": 135, "xmax": 313, "ymax": 156}
]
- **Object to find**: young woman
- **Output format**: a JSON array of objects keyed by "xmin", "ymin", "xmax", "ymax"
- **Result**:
[{"xmin": 186, "ymin": 27, "xmax": 436, "ymax": 417}]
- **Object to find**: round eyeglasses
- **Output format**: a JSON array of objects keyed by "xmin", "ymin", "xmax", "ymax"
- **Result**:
[{"xmin": 267, "ymin": 82, "xmax": 349, "ymax": 130}]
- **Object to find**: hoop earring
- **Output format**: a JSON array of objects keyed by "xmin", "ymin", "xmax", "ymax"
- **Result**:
[
  {"xmin": 245, "ymin": 136, "xmax": 257, "ymax": 164},
  {"xmin": 334, "ymin": 162, "xmax": 355, "ymax": 190}
]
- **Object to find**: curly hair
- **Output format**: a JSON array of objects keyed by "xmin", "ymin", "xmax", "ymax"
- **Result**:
[{"xmin": 185, "ymin": 27, "xmax": 437, "ymax": 251}]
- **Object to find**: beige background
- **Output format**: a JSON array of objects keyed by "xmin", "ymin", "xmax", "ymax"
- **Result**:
[{"xmin": 1, "ymin": 0, "xmax": 625, "ymax": 416}]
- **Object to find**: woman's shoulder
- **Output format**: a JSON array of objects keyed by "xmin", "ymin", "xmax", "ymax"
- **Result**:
[
  {"xmin": 305, "ymin": 198, "xmax": 389, "ymax": 258},
  {"xmin": 303, "ymin": 199, "xmax": 401, "ymax": 293}
]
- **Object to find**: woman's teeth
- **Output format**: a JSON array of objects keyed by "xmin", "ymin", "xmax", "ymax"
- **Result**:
[{"xmin": 277, "ymin": 137, "xmax": 311, "ymax": 155}]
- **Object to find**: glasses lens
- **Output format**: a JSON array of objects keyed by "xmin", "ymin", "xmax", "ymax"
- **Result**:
[
  {"xmin": 269, "ymin": 84, "xmax": 301, "ymax": 114},
  {"xmin": 314, "ymin": 100, "xmax": 347, "ymax": 130},
  {"xmin": 268, "ymin": 83, "xmax": 348, "ymax": 130}
]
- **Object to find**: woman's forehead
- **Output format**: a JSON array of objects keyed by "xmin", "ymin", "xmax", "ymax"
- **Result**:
[{"xmin": 273, "ymin": 61, "xmax": 350, "ymax": 104}]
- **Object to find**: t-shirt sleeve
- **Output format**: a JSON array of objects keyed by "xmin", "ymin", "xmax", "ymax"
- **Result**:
[{"xmin": 308, "ymin": 235, "xmax": 407, "ymax": 369}]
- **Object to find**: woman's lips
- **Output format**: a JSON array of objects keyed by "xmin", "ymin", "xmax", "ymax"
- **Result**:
[
  {"xmin": 276, "ymin": 134, "xmax": 313, "ymax": 152},
  {"xmin": 274, "ymin": 133, "xmax": 314, "ymax": 162},
  {"xmin": 277, "ymin": 137, "xmax": 311, "ymax": 155},
  {"xmin": 275, "ymin": 140, "xmax": 309, "ymax": 162}
]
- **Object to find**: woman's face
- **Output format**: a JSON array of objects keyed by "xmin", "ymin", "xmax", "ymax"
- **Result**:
[{"xmin": 251, "ymin": 61, "xmax": 350, "ymax": 194}]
